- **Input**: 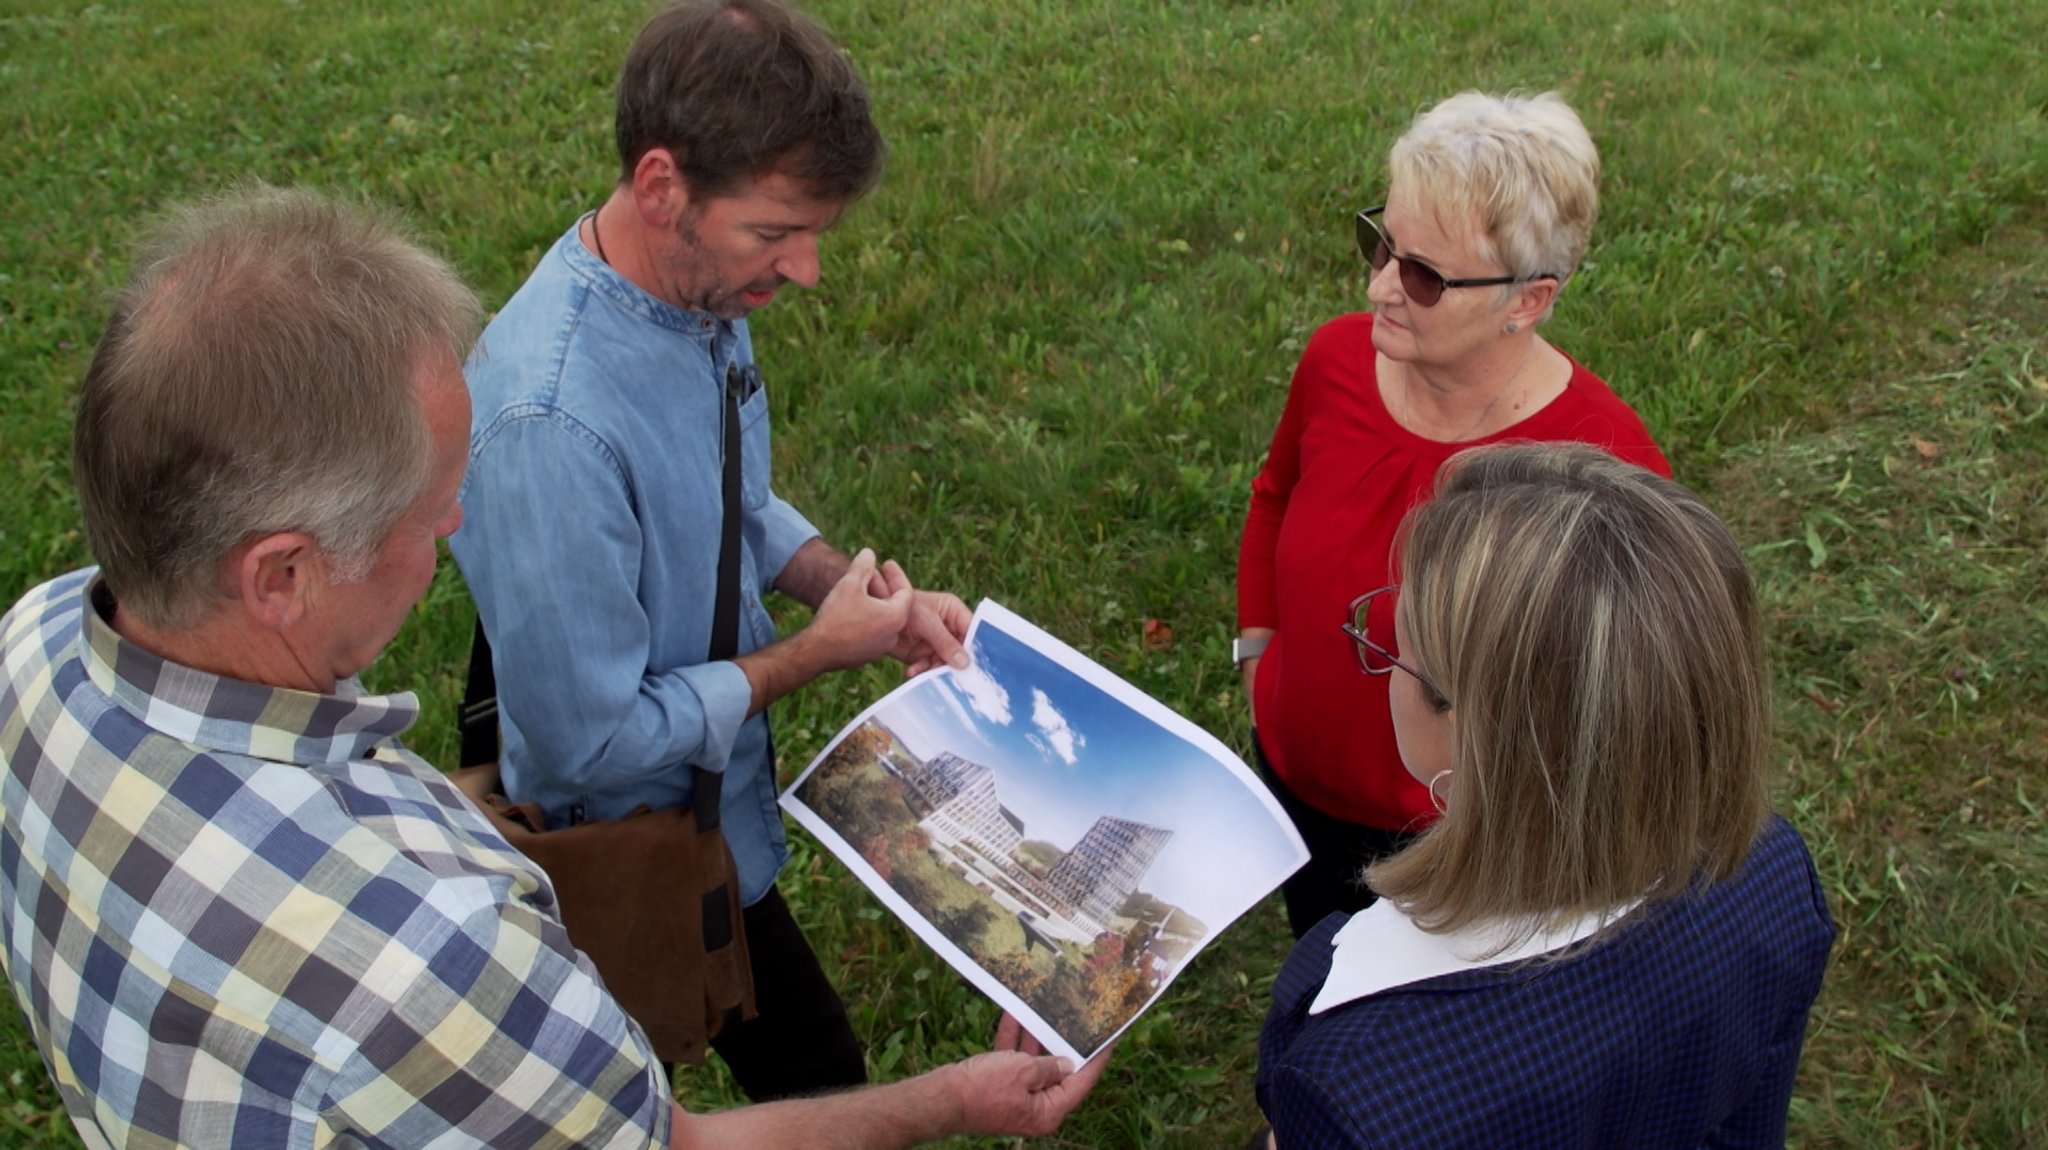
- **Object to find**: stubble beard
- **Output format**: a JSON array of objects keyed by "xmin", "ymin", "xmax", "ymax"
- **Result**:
[{"xmin": 670, "ymin": 212, "xmax": 781, "ymax": 320}]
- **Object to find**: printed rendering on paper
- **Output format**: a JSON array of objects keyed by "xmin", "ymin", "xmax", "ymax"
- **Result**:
[{"xmin": 781, "ymin": 601, "xmax": 1308, "ymax": 1064}]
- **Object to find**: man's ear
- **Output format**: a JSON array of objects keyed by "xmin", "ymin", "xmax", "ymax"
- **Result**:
[
  {"xmin": 232, "ymin": 532, "xmax": 323, "ymax": 632},
  {"xmin": 631, "ymin": 147, "xmax": 690, "ymax": 228}
]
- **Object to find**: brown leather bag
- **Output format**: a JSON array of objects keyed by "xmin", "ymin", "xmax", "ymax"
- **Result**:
[{"xmin": 449, "ymin": 762, "xmax": 755, "ymax": 1065}]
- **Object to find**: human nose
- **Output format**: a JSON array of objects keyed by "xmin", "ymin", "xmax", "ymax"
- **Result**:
[
  {"xmin": 778, "ymin": 234, "xmax": 821, "ymax": 288},
  {"xmin": 1365, "ymin": 251, "xmax": 1404, "ymax": 308}
]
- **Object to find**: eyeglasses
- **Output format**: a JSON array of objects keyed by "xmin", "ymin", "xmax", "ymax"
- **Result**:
[
  {"xmin": 1341, "ymin": 585, "xmax": 1443, "ymax": 698},
  {"xmin": 1355, "ymin": 205, "xmax": 1551, "ymax": 307}
]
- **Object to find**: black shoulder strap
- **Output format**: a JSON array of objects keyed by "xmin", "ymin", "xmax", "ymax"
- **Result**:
[
  {"xmin": 708, "ymin": 361, "xmax": 746, "ymax": 663},
  {"xmin": 458, "ymin": 619, "xmax": 499, "ymax": 768}
]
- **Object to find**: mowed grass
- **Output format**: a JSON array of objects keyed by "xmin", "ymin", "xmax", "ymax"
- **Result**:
[
  {"xmin": 2, "ymin": 0, "xmax": 2045, "ymax": 1146},
  {"xmin": 1716, "ymin": 239, "xmax": 2048, "ymax": 1149}
]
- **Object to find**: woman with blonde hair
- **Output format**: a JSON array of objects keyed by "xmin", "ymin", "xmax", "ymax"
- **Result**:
[
  {"xmin": 1237, "ymin": 92, "xmax": 1670, "ymax": 936},
  {"xmin": 1255, "ymin": 443, "xmax": 1834, "ymax": 1148}
]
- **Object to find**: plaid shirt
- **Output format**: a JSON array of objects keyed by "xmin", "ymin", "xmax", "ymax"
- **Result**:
[{"xmin": 0, "ymin": 571, "xmax": 669, "ymax": 1149}]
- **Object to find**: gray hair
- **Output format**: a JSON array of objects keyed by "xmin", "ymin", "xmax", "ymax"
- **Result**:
[
  {"xmin": 1368, "ymin": 443, "xmax": 1771, "ymax": 943},
  {"xmin": 1389, "ymin": 91, "xmax": 1601, "ymax": 317},
  {"xmin": 73, "ymin": 186, "xmax": 482, "ymax": 630}
]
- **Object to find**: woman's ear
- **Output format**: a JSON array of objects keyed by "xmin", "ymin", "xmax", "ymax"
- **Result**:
[{"xmin": 1506, "ymin": 277, "xmax": 1559, "ymax": 331}]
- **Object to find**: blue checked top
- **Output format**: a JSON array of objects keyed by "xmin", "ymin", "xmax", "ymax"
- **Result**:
[
  {"xmin": 0, "ymin": 571, "xmax": 669, "ymax": 1148},
  {"xmin": 1257, "ymin": 815, "xmax": 1836, "ymax": 1149}
]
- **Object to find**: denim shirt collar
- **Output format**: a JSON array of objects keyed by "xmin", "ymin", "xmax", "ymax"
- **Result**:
[{"xmin": 559, "ymin": 215, "xmax": 737, "ymax": 343}]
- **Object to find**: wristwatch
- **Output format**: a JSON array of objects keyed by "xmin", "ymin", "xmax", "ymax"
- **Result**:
[{"xmin": 1232, "ymin": 635, "xmax": 1270, "ymax": 669}]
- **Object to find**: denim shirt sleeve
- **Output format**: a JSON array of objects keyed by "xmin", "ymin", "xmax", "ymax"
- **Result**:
[
  {"xmin": 457, "ymin": 410, "xmax": 752, "ymax": 790},
  {"xmin": 754, "ymin": 495, "xmax": 817, "ymax": 588}
]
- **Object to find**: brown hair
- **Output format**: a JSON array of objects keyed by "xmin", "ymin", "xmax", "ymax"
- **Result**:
[
  {"xmin": 73, "ymin": 186, "xmax": 481, "ymax": 630},
  {"xmin": 1368, "ymin": 443, "xmax": 1771, "ymax": 940},
  {"xmin": 614, "ymin": 0, "xmax": 885, "ymax": 201}
]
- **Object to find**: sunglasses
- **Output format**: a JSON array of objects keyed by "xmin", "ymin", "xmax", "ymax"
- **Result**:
[{"xmin": 1354, "ymin": 205, "xmax": 1551, "ymax": 307}]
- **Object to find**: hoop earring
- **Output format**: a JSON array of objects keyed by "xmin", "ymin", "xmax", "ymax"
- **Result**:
[{"xmin": 1427, "ymin": 769, "xmax": 1454, "ymax": 813}]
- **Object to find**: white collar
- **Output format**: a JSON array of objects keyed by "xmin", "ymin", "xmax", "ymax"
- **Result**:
[{"xmin": 1308, "ymin": 895, "xmax": 1641, "ymax": 1015}]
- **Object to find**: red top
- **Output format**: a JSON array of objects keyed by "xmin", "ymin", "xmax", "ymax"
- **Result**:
[{"xmin": 1237, "ymin": 313, "xmax": 1672, "ymax": 829}]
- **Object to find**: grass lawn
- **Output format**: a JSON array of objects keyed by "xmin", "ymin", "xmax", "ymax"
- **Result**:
[{"xmin": 2, "ymin": 0, "xmax": 2044, "ymax": 1145}]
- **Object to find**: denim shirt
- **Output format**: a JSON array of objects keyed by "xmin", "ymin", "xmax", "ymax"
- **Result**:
[{"xmin": 451, "ymin": 221, "xmax": 818, "ymax": 904}]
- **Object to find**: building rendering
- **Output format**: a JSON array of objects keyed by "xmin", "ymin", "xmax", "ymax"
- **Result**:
[
  {"xmin": 1044, "ymin": 816, "xmax": 1174, "ymax": 937},
  {"xmin": 885, "ymin": 737, "xmax": 1177, "ymax": 945},
  {"xmin": 898, "ymin": 750, "xmax": 983, "ymax": 816},
  {"xmin": 916, "ymin": 753, "xmax": 1025, "ymax": 863}
]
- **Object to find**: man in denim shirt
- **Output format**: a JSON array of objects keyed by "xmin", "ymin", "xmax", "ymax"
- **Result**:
[{"xmin": 452, "ymin": 0, "xmax": 969, "ymax": 1101}]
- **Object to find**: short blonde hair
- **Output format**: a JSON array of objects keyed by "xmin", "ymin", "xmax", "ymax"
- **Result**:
[
  {"xmin": 73, "ymin": 186, "xmax": 482, "ymax": 630},
  {"xmin": 1368, "ymin": 444, "xmax": 1771, "ymax": 941},
  {"xmin": 1388, "ymin": 91, "xmax": 1600, "ymax": 311}
]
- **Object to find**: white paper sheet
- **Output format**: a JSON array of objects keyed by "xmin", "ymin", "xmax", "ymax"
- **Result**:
[{"xmin": 780, "ymin": 600, "xmax": 1309, "ymax": 1063}]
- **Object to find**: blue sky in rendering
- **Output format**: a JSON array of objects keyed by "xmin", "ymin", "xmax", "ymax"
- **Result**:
[{"xmin": 876, "ymin": 607, "xmax": 1304, "ymax": 926}]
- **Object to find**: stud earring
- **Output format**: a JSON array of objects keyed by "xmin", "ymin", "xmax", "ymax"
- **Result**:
[{"xmin": 1504, "ymin": 322, "xmax": 1519, "ymax": 334}]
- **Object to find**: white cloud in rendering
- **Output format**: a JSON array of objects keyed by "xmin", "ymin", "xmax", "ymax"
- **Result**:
[
  {"xmin": 1028, "ymin": 687, "xmax": 1085, "ymax": 766},
  {"xmin": 953, "ymin": 663, "xmax": 1013, "ymax": 726}
]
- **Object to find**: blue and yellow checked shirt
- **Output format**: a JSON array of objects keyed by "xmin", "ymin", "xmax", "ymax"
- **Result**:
[{"xmin": 0, "ymin": 571, "xmax": 670, "ymax": 1148}]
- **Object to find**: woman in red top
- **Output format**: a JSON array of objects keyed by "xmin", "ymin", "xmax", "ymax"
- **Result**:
[{"xmin": 1237, "ymin": 91, "xmax": 1671, "ymax": 938}]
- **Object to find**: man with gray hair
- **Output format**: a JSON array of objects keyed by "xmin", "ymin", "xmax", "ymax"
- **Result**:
[{"xmin": 0, "ymin": 186, "xmax": 1103, "ymax": 1148}]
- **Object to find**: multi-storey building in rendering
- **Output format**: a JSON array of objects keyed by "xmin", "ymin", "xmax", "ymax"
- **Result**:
[
  {"xmin": 1044, "ymin": 816, "xmax": 1174, "ymax": 937},
  {"xmin": 884, "ymin": 737, "xmax": 1177, "ymax": 944},
  {"xmin": 898, "ymin": 749, "xmax": 982, "ymax": 816},
  {"xmin": 916, "ymin": 753, "xmax": 1025, "ymax": 863}
]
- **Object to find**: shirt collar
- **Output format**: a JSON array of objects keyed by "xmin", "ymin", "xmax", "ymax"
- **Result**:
[
  {"xmin": 79, "ymin": 577, "xmax": 421, "ymax": 766},
  {"xmin": 560, "ymin": 216, "xmax": 737, "ymax": 341},
  {"xmin": 1308, "ymin": 894, "xmax": 1643, "ymax": 1015}
]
